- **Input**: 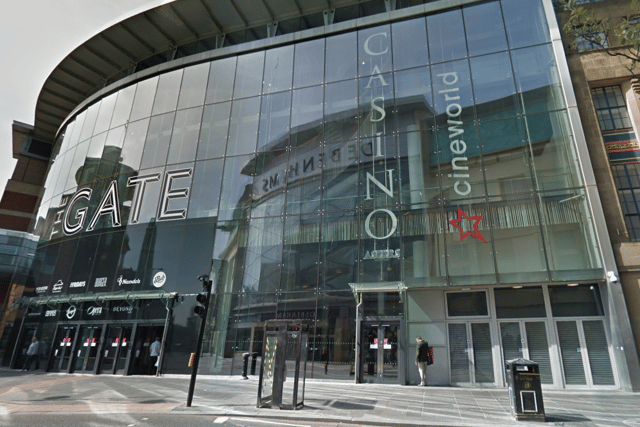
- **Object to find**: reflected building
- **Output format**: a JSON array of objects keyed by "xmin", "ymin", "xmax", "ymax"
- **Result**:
[{"xmin": 3, "ymin": 0, "xmax": 640, "ymax": 390}]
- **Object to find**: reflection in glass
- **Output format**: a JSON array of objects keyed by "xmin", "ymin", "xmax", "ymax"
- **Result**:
[
  {"xmin": 205, "ymin": 57, "xmax": 237, "ymax": 104},
  {"xmin": 111, "ymin": 85, "xmax": 136, "ymax": 129},
  {"xmin": 359, "ymin": 72, "xmax": 394, "ymax": 137},
  {"xmin": 495, "ymin": 286, "xmax": 546, "ymax": 318},
  {"xmin": 428, "ymin": 9, "xmax": 467, "ymax": 64},
  {"xmin": 325, "ymin": 32, "xmax": 357, "ymax": 83},
  {"xmin": 67, "ymin": 111, "xmax": 87, "ymax": 148},
  {"xmin": 218, "ymin": 155, "xmax": 255, "ymax": 221},
  {"xmin": 397, "ymin": 130, "xmax": 439, "ymax": 206},
  {"xmin": 198, "ymin": 102, "xmax": 231, "ymax": 160},
  {"xmin": 227, "ymin": 97, "xmax": 260, "ymax": 156},
  {"xmin": 258, "ymin": 92, "xmax": 291, "ymax": 151},
  {"xmin": 129, "ymin": 77, "xmax": 159, "ymax": 122},
  {"xmin": 120, "ymin": 119, "xmax": 150, "ymax": 172},
  {"xmin": 432, "ymin": 60, "xmax": 475, "ymax": 126},
  {"xmin": 291, "ymin": 86, "xmax": 323, "ymax": 148},
  {"xmin": 132, "ymin": 166, "xmax": 163, "ymax": 224},
  {"xmin": 462, "ymin": 1, "xmax": 508, "ymax": 57},
  {"xmin": 325, "ymin": 80, "xmax": 358, "ymax": 143},
  {"xmin": 501, "ymin": 0, "xmax": 550, "ymax": 49},
  {"xmin": 159, "ymin": 163, "xmax": 194, "ymax": 221},
  {"xmin": 243, "ymin": 216, "xmax": 284, "ymax": 293},
  {"xmin": 141, "ymin": 113, "xmax": 175, "ymax": 169},
  {"xmin": 395, "ymin": 67, "xmax": 433, "ymax": 133},
  {"xmin": 323, "ymin": 140, "xmax": 359, "ymax": 212},
  {"xmin": 293, "ymin": 39, "xmax": 324, "ymax": 88},
  {"xmin": 401, "ymin": 204, "xmax": 447, "ymax": 284},
  {"xmin": 358, "ymin": 24, "xmax": 392, "ymax": 77},
  {"xmin": 359, "ymin": 207, "xmax": 401, "ymax": 283},
  {"xmin": 437, "ymin": 124, "xmax": 484, "ymax": 202},
  {"xmin": 281, "ymin": 214, "xmax": 320, "ymax": 291},
  {"xmin": 392, "ymin": 17, "xmax": 428, "ymax": 71},
  {"xmin": 470, "ymin": 52, "xmax": 518, "ymax": 121},
  {"xmin": 234, "ymin": 52, "xmax": 265, "ymax": 99},
  {"xmin": 285, "ymin": 144, "xmax": 323, "ymax": 215},
  {"xmin": 152, "ymin": 69, "xmax": 183, "ymax": 115},
  {"xmin": 263, "ymin": 45, "xmax": 294, "ymax": 94},
  {"xmin": 93, "ymin": 92, "xmax": 118, "ymax": 136},
  {"xmin": 79, "ymin": 103, "xmax": 101, "ymax": 144},
  {"xmin": 177, "ymin": 62, "xmax": 210, "ymax": 110},
  {"xmin": 321, "ymin": 211, "xmax": 358, "ymax": 291},
  {"xmin": 252, "ymin": 150, "xmax": 287, "ymax": 218},
  {"xmin": 188, "ymin": 158, "xmax": 224, "ymax": 219},
  {"xmin": 167, "ymin": 107, "xmax": 202, "ymax": 164}
]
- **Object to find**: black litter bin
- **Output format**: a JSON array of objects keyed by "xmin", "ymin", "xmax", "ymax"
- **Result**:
[{"xmin": 505, "ymin": 358, "xmax": 545, "ymax": 421}]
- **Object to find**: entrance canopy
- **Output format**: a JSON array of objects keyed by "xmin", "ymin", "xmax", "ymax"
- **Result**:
[
  {"xmin": 16, "ymin": 290, "xmax": 178, "ymax": 309},
  {"xmin": 348, "ymin": 282, "xmax": 407, "ymax": 299}
]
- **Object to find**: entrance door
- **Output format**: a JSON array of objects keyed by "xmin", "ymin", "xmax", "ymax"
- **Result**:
[
  {"xmin": 499, "ymin": 321, "xmax": 554, "ymax": 386},
  {"xmin": 555, "ymin": 319, "xmax": 616, "ymax": 387},
  {"xmin": 73, "ymin": 326, "xmax": 103, "ymax": 373},
  {"xmin": 360, "ymin": 322, "xmax": 399, "ymax": 384},
  {"xmin": 50, "ymin": 325, "xmax": 77, "ymax": 372},
  {"xmin": 100, "ymin": 325, "xmax": 133, "ymax": 374},
  {"xmin": 448, "ymin": 322, "xmax": 495, "ymax": 385},
  {"xmin": 130, "ymin": 325, "xmax": 164, "ymax": 375}
]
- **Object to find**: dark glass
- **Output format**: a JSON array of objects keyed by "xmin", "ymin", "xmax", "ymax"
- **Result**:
[
  {"xmin": 152, "ymin": 69, "xmax": 183, "ymax": 115},
  {"xmin": 359, "ymin": 72, "xmax": 395, "ymax": 137},
  {"xmin": 495, "ymin": 286, "xmax": 546, "ymax": 318},
  {"xmin": 501, "ymin": 0, "xmax": 550, "ymax": 49},
  {"xmin": 243, "ymin": 216, "xmax": 284, "ymax": 293},
  {"xmin": 177, "ymin": 62, "xmax": 210, "ymax": 110},
  {"xmin": 394, "ymin": 67, "xmax": 434, "ymax": 134},
  {"xmin": 108, "ymin": 300, "xmax": 137, "ymax": 321},
  {"xmin": 322, "ymin": 140, "xmax": 359, "ymax": 212},
  {"xmin": 227, "ymin": 97, "xmax": 260, "ymax": 156},
  {"xmin": 141, "ymin": 112, "xmax": 175, "ymax": 169},
  {"xmin": 324, "ymin": 80, "xmax": 358, "ymax": 143},
  {"xmin": 361, "ymin": 292, "xmax": 403, "ymax": 317},
  {"xmin": 138, "ymin": 299, "xmax": 167, "ymax": 320},
  {"xmin": 463, "ymin": 1, "xmax": 508, "ymax": 57},
  {"xmin": 392, "ymin": 17, "xmax": 428, "ymax": 71},
  {"xmin": 293, "ymin": 39, "xmax": 325, "ymax": 88},
  {"xmin": 257, "ymin": 92, "xmax": 291, "ymax": 151},
  {"xmin": 93, "ymin": 92, "xmax": 118, "ymax": 136},
  {"xmin": 325, "ymin": 32, "xmax": 357, "ymax": 83},
  {"xmin": 188, "ymin": 158, "xmax": 224, "ymax": 219},
  {"xmin": 114, "ymin": 224, "xmax": 156, "ymax": 291},
  {"xmin": 427, "ymin": 9, "xmax": 467, "ymax": 64},
  {"xmin": 167, "ymin": 107, "xmax": 202, "ymax": 164},
  {"xmin": 218, "ymin": 155, "xmax": 255, "ymax": 221},
  {"xmin": 129, "ymin": 77, "xmax": 159, "ymax": 122},
  {"xmin": 358, "ymin": 24, "xmax": 392, "ymax": 77},
  {"xmin": 49, "ymin": 238, "xmax": 80, "ymax": 295},
  {"xmin": 470, "ymin": 52, "xmax": 519, "ymax": 121},
  {"xmin": 281, "ymin": 214, "xmax": 320, "ymax": 291},
  {"xmin": 314, "ymin": 291, "xmax": 355, "ymax": 379},
  {"xmin": 233, "ymin": 51, "xmax": 265, "ymax": 99},
  {"xmin": 197, "ymin": 102, "xmax": 231, "ymax": 160},
  {"xmin": 79, "ymin": 103, "xmax": 100, "ymax": 143},
  {"xmin": 291, "ymin": 85, "xmax": 323, "ymax": 148},
  {"xmin": 120, "ymin": 119, "xmax": 150, "ymax": 172},
  {"xmin": 548, "ymin": 284, "xmax": 604, "ymax": 317},
  {"xmin": 34, "ymin": 243, "xmax": 59, "ymax": 293},
  {"xmin": 263, "ymin": 45, "xmax": 294, "ymax": 93},
  {"xmin": 431, "ymin": 60, "xmax": 475, "ymax": 126},
  {"xmin": 110, "ymin": 85, "xmax": 136, "ymax": 129},
  {"xmin": 88, "ymin": 231, "xmax": 125, "ymax": 292},
  {"xmin": 320, "ymin": 210, "xmax": 359, "ymax": 291},
  {"xmin": 446, "ymin": 291, "xmax": 488, "ymax": 317},
  {"xmin": 205, "ymin": 57, "xmax": 237, "ymax": 104}
]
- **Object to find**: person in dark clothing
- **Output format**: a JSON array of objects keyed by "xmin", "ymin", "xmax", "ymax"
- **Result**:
[{"xmin": 415, "ymin": 336, "xmax": 430, "ymax": 386}]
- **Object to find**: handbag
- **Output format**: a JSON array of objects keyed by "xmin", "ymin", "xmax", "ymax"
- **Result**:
[{"xmin": 427, "ymin": 346, "xmax": 434, "ymax": 365}]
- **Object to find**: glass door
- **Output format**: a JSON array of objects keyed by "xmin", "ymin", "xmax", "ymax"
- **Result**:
[
  {"xmin": 448, "ymin": 322, "xmax": 495, "ymax": 385},
  {"xmin": 100, "ymin": 325, "xmax": 133, "ymax": 375},
  {"xmin": 50, "ymin": 325, "xmax": 77, "ymax": 372},
  {"xmin": 499, "ymin": 321, "xmax": 554, "ymax": 385},
  {"xmin": 360, "ymin": 322, "xmax": 399, "ymax": 384},
  {"xmin": 73, "ymin": 326, "xmax": 102, "ymax": 373}
]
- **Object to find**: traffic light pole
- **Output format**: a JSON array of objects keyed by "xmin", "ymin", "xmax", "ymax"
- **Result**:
[{"xmin": 186, "ymin": 276, "xmax": 212, "ymax": 407}]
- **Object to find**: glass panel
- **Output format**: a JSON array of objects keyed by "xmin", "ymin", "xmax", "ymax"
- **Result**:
[
  {"xmin": 362, "ymin": 325, "xmax": 379, "ymax": 382},
  {"xmin": 152, "ymin": 69, "xmax": 183, "ymax": 115},
  {"xmin": 158, "ymin": 163, "xmax": 193, "ymax": 222},
  {"xmin": 472, "ymin": 323, "xmax": 494, "ymax": 383},
  {"xmin": 446, "ymin": 292, "xmax": 488, "ymax": 317},
  {"xmin": 448, "ymin": 323, "xmax": 470, "ymax": 382},
  {"xmin": 111, "ymin": 85, "xmax": 137, "ymax": 129},
  {"xmin": 188, "ymin": 158, "xmax": 224, "ymax": 219},
  {"xmin": 67, "ymin": 234, "xmax": 99, "ymax": 294},
  {"xmin": 198, "ymin": 102, "xmax": 231, "ymax": 160},
  {"xmin": 495, "ymin": 287, "xmax": 546, "ymax": 318},
  {"xmin": 120, "ymin": 119, "xmax": 150, "ymax": 172},
  {"xmin": 501, "ymin": 0, "xmax": 550, "ymax": 49},
  {"xmin": 132, "ymin": 166, "xmax": 164, "ymax": 224},
  {"xmin": 284, "ymin": 143, "xmax": 323, "ymax": 215},
  {"xmin": 325, "ymin": 32, "xmax": 357, "ymax": 83},
  {"xmin": 322, "ymin": 140, "xmax": 359, "ymax": 212},
  {"xmin": 359, "ymin": 72, "xmax": 395, "ymax": 137},
  {"xmin": 462, "ymin": 1, "xmax": 508, "ymax": 57},
  {"xmin": 358, "ymin": 24, "xmax": 392, "ymax": 77},
  {"xmin": 218, "ymin": 155, "xmax": 255, "ymax": 221},
  {"xmin": 320, "ymin": 211, "xmax": 359, "ymax": 291},
  {"xmin": 233, "ymin": 51, "xmax": 265, "ymax": 99},
  {"xmin": 101, "ymin": 326, "xmax": 120, "ymax": 374},
  {"xmin": 583, "ymin": 320, "xmax": 615, "ymax": 385},
  {"xmin": 227, "ymin": 97, "xmax": 260, "ymax": 156},
  {"xmin": 315, "ymin": 291, "xmax": 355, "ymax": 380},
  {"xmin": 177, "ymin": 62, "xmax": 210, "ymax": 110},
  {"xmin": 74, "ymin": 327, "xmax": 93, "ymax": 371},
  {"xmin": 470, "ymin": 52, "xmax": 518, "ymax": 121},
  {"xmin": 395, "ymin": 67, "xmax": 434, "ymax": 134},
  {"xmin": 89, "ymin": 231, "xmax": 125, "ymax": 293},
  {"xmin": 392, "ymin": 17, "xmax": 428, "ymax": 71},
  {"xmin": 93, "ymin": 92, "xmax": 118, "ymax": 135},
  {"xmin": 281, "ymin": 214, "xmax": 320, "ymax": 292},
  {"xmin": 548, "ymin": 284, "xmax": 604, "ymax": 317},
  {"xmin": 293, "ymin": 39, "xmax": 324, "ymax": 88},
  {"xmin": 167, "ymin": 106, "xmax": 202, "ymax": 164},
  {"xmin": 68, "ymin": 111, "xmax": 87, "ymax": 148},
  {"xmin": 427, "ymin": 9, "xmax": 467, "ymax": 64},
  {"xmin": 382, "ymin": 325, "xmax": 399, "ymax": 384},
  {"xmin": 99, "ymin": 128, "xmax": 127, "ymax": 180},
  {"xmin": 263, "ymin": 45, "xmax": 294, "ymax": 93},
  {"xmin": 291, "ymin": 85, "xmax": 323, "ymax": 148},
  {"xmin": 432, "ymin": 60, "xmax": 475, "ymax": 127},
  {"xmin": 500, "ymin": 322, "xmax": 523, "ymax": 361},
  {"xmin": 243, "ymin": 216, "xmax": 283, "ymax": 293},
  {"xmin": 129, "ymin": 77, "xmax": 159, "ymax": 122},
  {"xmin": 324, "ymin": 80, "xmax": 358, "ymax": 143},
  {"xmin": 401, "ymin": 204, "xmax": 447, "ymax": 285},
  {"xmin": 79, "ymin": 103, "xmax": 101, "ymax": 143},
  {"xmin": 141, "ymin": 112, "xmax": 175, "ymax": 169},
  {"xmin": 556, "ymin": 321, "xmax": 587, "ymax": 385},
  {"xmin": 525, "ymin": 322, "xmax": 553, "ymax": 384},
  {"xmin": 512, "ymin": 44, "xmax": 565, "ymax": 115},
  {"xmin": 258, "ymin": 92, "xmax": 291, "ymax": 151},
  {"xmin": 205, "ymin": 57, "xmax": 237, "ymax": 104}
]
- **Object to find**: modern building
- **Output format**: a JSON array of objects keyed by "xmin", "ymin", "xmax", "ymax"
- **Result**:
[{"xmin": 3, "ymin": 0, "xmax": 640, "ymax": 390}]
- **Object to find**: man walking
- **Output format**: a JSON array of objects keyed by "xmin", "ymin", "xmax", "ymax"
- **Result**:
[
  {"xmin": 415, "ymin": 336, "xmax": 429, "ymax": 386},
  {"xmin": 149, "ymin": 337, "xmax": 161, "ymax": 374},
  {"xmin": 21, "ymin": 337, "xmax": 40, "ymax": 372}
]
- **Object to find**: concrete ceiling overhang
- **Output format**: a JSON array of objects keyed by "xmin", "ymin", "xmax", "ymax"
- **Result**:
[{"xmin": 33, "ymin": 0, "xmax": 367, "ymax": 145}]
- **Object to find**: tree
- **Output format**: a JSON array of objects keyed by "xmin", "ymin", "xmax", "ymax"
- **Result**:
[{"xmin": 560, "ymin": 0, "xmax": 640, "ymax": 72}]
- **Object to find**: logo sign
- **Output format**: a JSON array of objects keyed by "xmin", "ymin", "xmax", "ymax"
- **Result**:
[
  {"xmin": 153, "ymin": 271, "xmax": 167, "ymax": 288},
  {"xmin": 69, "ymin": 281, "xmax": 86, "ymax": 289},
  {"xmin": 86, "ymin": 306, "xmax": 103, "ymax": 316},
  {"xmin": 117, "ymin": 275, "xmax": 141, "ymax": 287},
  {"xmin": 45, "ymin": 309, "xmax": 57, "ymax": 317},
  {"xmin": 52, "ymin": 280, "xmax": 64, "ymax": 293},
  {"xmin": 448, "ymin": 207, "xmax": 487, "ymax": 243},
  {"xmin": 94, "ymin": 277, "xmax": 108, "ymax": 288},
  {"xmin": 66, "ymin": 305, "xmax": 77, "ymax": 319}
]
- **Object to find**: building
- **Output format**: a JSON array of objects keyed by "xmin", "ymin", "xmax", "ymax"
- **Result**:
[{"xmin": 3, "ymin": 0, "xmax": 640, "ymax": 390}]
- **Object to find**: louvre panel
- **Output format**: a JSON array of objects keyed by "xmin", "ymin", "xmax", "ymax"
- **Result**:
[
  {"xmin": 556, "ymin": 321, "xmax": 586, "ymax": 385},
  {"xmin": 500, "ymin": 322, "xmax": 522, "ymax": 362},
  {"xmin": 472, "ymin": 323, "xmax": 494, "ymax": 383},
  {"xmin": 448, "ymin": 324, "xmax": 469, "ymax": 383},
  {"xmin": 525, "ymin": 322, "xmax": 553, "ymax": 384},
  {"xmin": 583, "ymin": 320, "xmax": 615, "ymax": 386}
]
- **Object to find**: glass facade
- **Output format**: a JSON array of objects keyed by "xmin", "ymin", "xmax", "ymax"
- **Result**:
[{"xmin": 20, "ymin": 0, "xmax": 613, "ymax": 383}]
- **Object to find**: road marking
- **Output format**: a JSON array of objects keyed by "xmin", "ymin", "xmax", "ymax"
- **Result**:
[
  {"xmin": 229, "ymin": 418, "xmax": 310, "ymax": 427},
  {"xmin": 213, "ymin": 417, "xmax": 229, "ymax": 423}
]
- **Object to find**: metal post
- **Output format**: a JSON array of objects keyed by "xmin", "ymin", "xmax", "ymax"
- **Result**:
[{"xmin": 186, "ymin": 276, "xmax": 212, "ymax": 407}]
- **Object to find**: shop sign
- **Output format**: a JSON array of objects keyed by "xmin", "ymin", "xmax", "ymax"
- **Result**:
[
  {"xmin": 52, "ymin": 280, "xmax": 64, "ymax": 293},
  {"xmin": 66, "ymin": 305, "xmax": 77, "ymax": 320},
  {"xmin": 153, "ymin": 271, "xmax": 167, "ymax": 288},
  {"xmin": 45, "ymin": 309, "xmax": 57, "ymax": 317},
  {"xmin": 94, "ymin": 277, "xmax": 108, "ymax": 288},
  {"xmin": 69, "ymin": 281, "xmax": 86, "ymax": 289},
  {"xmin": 117, "ymin": 276, "xmax": 141, "ymax": 287},
  {"xmin": 86, "ymin": 306, "xmax": 103, "ymax": 316}
]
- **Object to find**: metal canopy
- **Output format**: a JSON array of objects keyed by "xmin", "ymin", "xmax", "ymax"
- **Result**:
[
  {"xmin": 348, "ymin": 282, "xmax": 406, "ymax": 298},
  {"xmin": 16, "ymin": 290, "xmax": 178, "ymax": 308}
]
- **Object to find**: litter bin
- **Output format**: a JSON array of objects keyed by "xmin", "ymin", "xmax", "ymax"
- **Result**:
[{"xmin": 505, "ymin": 358, "xmax": 545, "ymax": 421}]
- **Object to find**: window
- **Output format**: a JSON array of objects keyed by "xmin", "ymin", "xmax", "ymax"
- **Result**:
[
  {"xmin": 591, "ymin": 86, "xmax": 632, "ymax": 131},
  {"xmin": 446, "ymin": 291, "xmax": 488, "ymax": 317},
  {"xmin": 612, "ymin": 164, "xmax": 640, "ymax": 240},
  {"xmin": 575, "ymin": 26, "xmax": 609, "ymax": 51}
]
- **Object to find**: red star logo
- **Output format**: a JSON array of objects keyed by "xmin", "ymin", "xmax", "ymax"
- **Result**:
[{"xmin": 448, "ymin": 207, "xmax": 487, "ymax": 243}]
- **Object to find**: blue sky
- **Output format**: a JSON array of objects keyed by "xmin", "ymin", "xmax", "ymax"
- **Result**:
[{"xmin": 0, "ymin": 1, "xmax": 166, "ymax": 206}]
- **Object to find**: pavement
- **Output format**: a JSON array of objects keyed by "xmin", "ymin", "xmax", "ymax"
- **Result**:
[{"xmin": 1, "ymin": 368, "xmax": 640, "ymax": 426}]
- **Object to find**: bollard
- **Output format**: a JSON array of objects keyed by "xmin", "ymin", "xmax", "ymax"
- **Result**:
[
  {"xmin": 250, "ymin": 352, "xmax": 259, "ymax": 376},
  {"xmin": 242, "ymin": 352, "xmax": 250, "ymax": 379}
]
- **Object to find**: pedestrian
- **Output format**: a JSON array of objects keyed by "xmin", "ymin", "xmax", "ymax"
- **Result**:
[
  {"xmin": 21, "ymin": 337, "xmax": 40, "ymax": 372},
  {"xmin": 149, "ymin": 336, "xmax": 161, "ymax": 374},
  {"xmin": 415, "ymin": 336, "xmax": 430, "ymax": 386}
]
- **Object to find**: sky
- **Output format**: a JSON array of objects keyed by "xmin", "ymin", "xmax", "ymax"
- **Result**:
[{"xmin": 0, "ymin": 0, "xmax": 169, "ymax": 198}]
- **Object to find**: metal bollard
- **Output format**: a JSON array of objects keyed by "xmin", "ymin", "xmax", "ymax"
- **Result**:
[
  {"xmin": 242, "ymin": 352, "xmax": 250, "ymax": 379},
  {"xmin": 250, "ymin": 352, "xmax": 259, "ymax": 376}
]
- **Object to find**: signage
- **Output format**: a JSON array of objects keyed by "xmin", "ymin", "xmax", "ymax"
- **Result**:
[
  {"xmin": 153, "ymin": 271, "xmax": 167, "ymax": 288},
  {"xmin": 117, "ymin": 276, "xmax": 140, "ymax": 287},
  {"xmin": 52, "ymin": 280, "xmax": 64, "ymax": 293},
  {"xmin": 69, "ymin": 281, "xmax": 86, "ymax": 289},
  {"xmin": 94, "ymin": 277, "xmax": 108, "ymax": 288},
  {"xmin": 86, "ymin": 306, "xmax": 103, "ymax": 316},
  {"xmin": 66, "ymin": 305, "xmax": 77, "ymax": 319},
  {"xmin": 45, "ymin": 309, "xmax": 57, "ymax": 317}
]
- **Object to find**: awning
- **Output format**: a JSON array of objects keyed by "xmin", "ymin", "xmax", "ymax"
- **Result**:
[
  {"xmin": 348, "ymin": 282, "xmax": 407, "ymax": 299},
  {"xmin": 16, "ymin": 290, "xmax": 178, "ymax": 309}
]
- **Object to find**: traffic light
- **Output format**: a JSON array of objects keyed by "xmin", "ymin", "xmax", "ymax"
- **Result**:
[{"xmin": 194, "ymin": 275, "xmax": 212, "ymax": 318}]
